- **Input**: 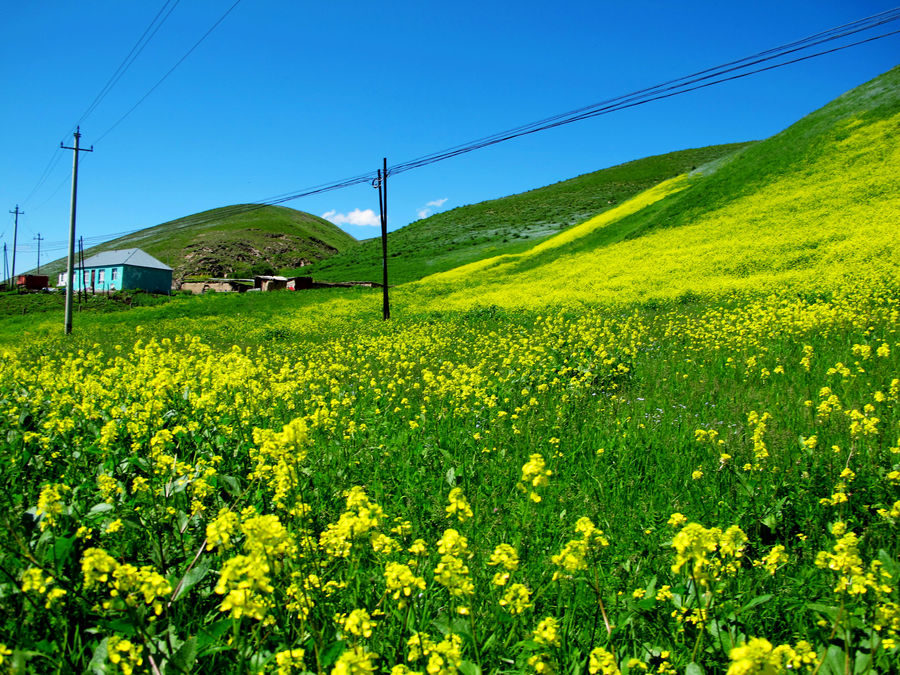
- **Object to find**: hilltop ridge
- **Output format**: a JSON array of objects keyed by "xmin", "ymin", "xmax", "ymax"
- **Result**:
[
  {"xmin": 408, "ymin": 65, "xmax": 900, "ymax": 308},
  {"xmin": 303, "ymin": 142, "xmax": 751, "ymax": 285},
  {"xmin": 38, "ymin": 204, "xmax": 357, "ymax": 281}
]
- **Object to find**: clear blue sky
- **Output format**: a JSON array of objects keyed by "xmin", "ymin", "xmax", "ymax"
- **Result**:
[{"xmin": 2, "ymin": 1, "xmax": 898, "ymax": 272}]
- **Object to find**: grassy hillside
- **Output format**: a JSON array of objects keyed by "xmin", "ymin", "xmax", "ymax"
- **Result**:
[
  {"xmin": 39, "ymin": 204, "xmax": 358, "ymax": 281},
  {"xmin": 2, "ymin": 69, "xmax": 899, "ymax": 675},
  {"xmin": 409, "ymin": 66, "xmax": 900, "ymax": 308},
  {"xmin": 303, "ymin": 143, "xmax": 750, "ymax": 284}
]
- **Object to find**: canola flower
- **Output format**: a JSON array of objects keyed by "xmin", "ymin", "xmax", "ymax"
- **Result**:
[
  {"xmin": 384, "ymin": 562, "xmax": 426, "ymax": 609},
  {"xmin": 406, "ymin": 632, "xmax": 463, "ymax": 675},
  {"xmin": 445, "ymin": 487, "xmax": 473, "ymax": 522},
  {"xmin": 409, "ymin": 110, "xmax": 900, "ymax": 310},
  {"xmin": 274, "ymin": 648, "xmax": 306, "ymax": 675},
  {"xmin": 726, "ymin": 637, "xmax": 817, "ymax": 674},
  {"xmin": 106, "ymin": 636, "xmax": 144, "ymax": 675},
  {"xmin": 520, "ymin": 453, "xmax": 552, "ymax": 502},
  {"xmin": 670, "ymin": 522, "xmax": 747, "ymax": 588},
  {"xmin": 0, "ymin": 250, "xmax": 897, "ymax": 673}
]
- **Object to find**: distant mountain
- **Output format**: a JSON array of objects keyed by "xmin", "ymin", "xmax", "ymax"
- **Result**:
[{"xmin": 39, "ymin": 205, "xmax": 357, "ymax": 281}]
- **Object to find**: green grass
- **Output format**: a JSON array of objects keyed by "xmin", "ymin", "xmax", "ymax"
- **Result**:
[
  {"xmin": 406, "ymin": 66, "xmax": 900, "ymax": 310},
  {"xmin": 507, "ymin": 65, "xmax": 900, "ymax": 271},
  {"xmin": 1, "ymin": 286, "xmax": 898, "ymax": 673},
  {"xmin": 1, "ymin": 67, "xmax": 899, "ymax": 675},
  {"xmin": 301, "ymin": 143, "xmax": 751, "ymax": 285},
  {"xmin": 36, "ymin": 205, "xmax": 358, "ymax": 281}
]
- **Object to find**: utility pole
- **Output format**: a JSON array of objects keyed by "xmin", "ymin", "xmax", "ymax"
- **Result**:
[
  {"xmin": 8, "ymin": 205, "xmax": 22, "ymax": 288},
  {"xmin": 78, "ymin": 236, "xmax": 85, "ymax": 303},
  {"xmin": 34, "ymin": 234, "xmax": 44, "ymax": 273},
  {"xmin": 372, "ymin": 157, "xmax": 390, "ymax": 320},
  {"xmin": 2, "ymin": 243, "xmax": 7, "ymax": 288},
  {"xmin": 61, "ymin": 127, "xmax": 93, "ymax": 335}
]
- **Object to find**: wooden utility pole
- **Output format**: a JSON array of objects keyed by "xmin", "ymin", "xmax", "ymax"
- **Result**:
[
  {"xmin": 8, "ymin": 205, "xmax": 22, "ymax": 288},
  {"xmin": 373, "ymin": 157, "xmax": 390, "ymax": 320},
  {"xmin": 78, "ymin": 236, "xmax": 85, "ymax": 303},
  {"xmin": 61, "ymin": 127, "xmax": 93, "ymax": 334},
  {"xmin": 34, "ymin": 234, "xmax": 44, "ymax": 273}
]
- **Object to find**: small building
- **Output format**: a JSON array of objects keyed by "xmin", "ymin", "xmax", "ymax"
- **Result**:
[
  {"xmin": 65, "ymin": 248, "xmax": 173, "ymax": 294},
  {"xmin": 286, "ymin": 276, "xmax": 314, "ymax": 290},
  {"xmin": 17, "ymin": 274, "xmax": 49, "ymax": 290},
  {"xmin": 180, "ymin": 279, "xmax": 253, "ymax": 294},
  {"xmin": 254, "ymin": 275, "xmax": 288, "ymax": 292}
]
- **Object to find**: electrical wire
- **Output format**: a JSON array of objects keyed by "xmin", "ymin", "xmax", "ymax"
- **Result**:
[
  {"xmin": 22, "ymin": 1, "xmax": 180, "ymax": 208},
  {"xmin": 22, "ymin": 7, "xmax": 900, "ymax": 254},
  {"xmin": 94, "ymin": 0, "xmax": 245, "ymax": 144},
  {"xmin": 390, "ymin": 16, "xmax": 900, "ymax": 174},
  {"xmin": 76, "ymin": 0, "xmax": 182, "ymax": 126}
]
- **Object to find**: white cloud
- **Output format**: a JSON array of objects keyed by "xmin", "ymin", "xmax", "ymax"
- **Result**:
[
  {"xmin": 322, "ymin": 208, "xmax": 380, "ymax": 227},
  {"xmin": 416, "ymin": 197, "xmax": 449, "ymax": 220}
]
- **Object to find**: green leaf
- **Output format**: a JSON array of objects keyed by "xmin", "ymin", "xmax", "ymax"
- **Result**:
[
  {"xmin": 685, "ymin": 663, "xmax": 705, "ymax": 675},
  {"xmin": 320, "ymin": 641, "xmax": 345, "ymax": 668},
  {"xmin": 52, "ymin": 535, "xmax": 76, "ymax": 567},
  {"xmin": 823, "ymin": 644, "xmax": 845, "ymax": 675},
  {"xmin": 220, "ymin": 475, "xmax": 241, "ymax": 497},
  {"xmin": 806, "ymin": 602, "xmax": 839, "ymax": 620},
  {"xmin": 99, "ymin": 619, "xmax": 138, "ymax": 637},
  {"xmin": 88, "ymin": 502, "xmax": 114, "ymax": 516},
  {"xmin": 172, "ymin": 557, "xmax": 212, "ymax": 602},
  {"xmin": 196, "ymin": 619, "xmax": 234, "ymax": 650},
  {"xmin": 88, "ymin": 638, "xmax": 109, "ymax": 675},
  {"xmin": 458, "ymin": 660, "xmax": 481, "ymax": 675},
  {"xmin": 636, "ymin": 597, "xmax": 656, "ymax": 611},
  {"xmin": 171, "ymin": 637, "xmax": 199, "ymax": 673},
  {"xmin": 737, "ymin": 594, "xmax": 773, "ymax": 614},
  {"xmin": 853, "ymin": 647, "xmax": 873, "ymax": 675}
]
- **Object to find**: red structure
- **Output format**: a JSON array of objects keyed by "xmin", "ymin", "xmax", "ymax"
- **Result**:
[{"xmin": 17, "ymin": 274, "xmax": 49, "ymax": 290}]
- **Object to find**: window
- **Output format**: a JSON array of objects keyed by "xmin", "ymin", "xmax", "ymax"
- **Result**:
[
  {"xmin": 98, "ymin": 270, "xmax": 105, "ymax": 284},
  {"xmin": 111, "ymin": 268, "xmax": 118, "ymax": 281}
]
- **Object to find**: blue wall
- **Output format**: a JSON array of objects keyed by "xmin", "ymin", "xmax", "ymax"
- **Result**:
[{"xmin": 71, "ymin": 265, "xmax": 171, "ymax": 294}]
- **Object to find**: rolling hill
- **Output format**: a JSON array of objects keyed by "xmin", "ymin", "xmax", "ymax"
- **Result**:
[
  {"xmin": 39, "ymin": 204, "xmax": 358, "ymax": 281},
  {"xmin": 301, "ymin": 142, "xmax": 751, "ymax": 285},
  {"xmin": 407, "ymin": 65, "xmax": 900, "ymax": 309}
]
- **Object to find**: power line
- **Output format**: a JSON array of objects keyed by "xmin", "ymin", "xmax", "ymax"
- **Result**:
[
  {"xmin": 22, "ymin": 8, "xmax": 900, "ymax": 256},
  {"xmin": 95, "ymin": 0, "xmax": 245, "ymax": 144},
  {"xmin": 76, "ymin": 0, "xmax": 182, "ymax": 127},
  {"xmin": 22, "ymin": 2, "xmax": 180, "ymax": 208},
  {"xmin": 390, "ymin": 18, "xmax": 900, "ymax": 174}
]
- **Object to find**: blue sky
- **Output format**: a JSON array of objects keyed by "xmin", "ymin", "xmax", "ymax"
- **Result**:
[{"xmin": 1, "ymin": 1, "xmax": 898, "ymax": 272}]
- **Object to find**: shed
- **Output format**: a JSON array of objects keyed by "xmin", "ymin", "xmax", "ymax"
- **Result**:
[
  {"xmin": 286, "ymin": 276, "xmax": 314, "ymax": 290},
  {"xmin": 180, "ymin": 279, "xmax": 253, "ymax": 294},
  {"xmin": 254, "ymin": 275, "xmax": 288, "ymax": 292},
  {"xmin": 17, "ymin": 274, "xmax": 49, "ymax": 290},
  {"xmin": 68, "ymin": 248, "xmax": 173, "ymax": 294}
]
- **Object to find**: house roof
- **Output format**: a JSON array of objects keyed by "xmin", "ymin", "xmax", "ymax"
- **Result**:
[{"xmin": 77, "ymin": 248, "xmax": 173, "ymax": 271}]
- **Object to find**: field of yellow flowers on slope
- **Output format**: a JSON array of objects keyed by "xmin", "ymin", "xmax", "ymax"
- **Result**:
[
  {"xmin": 1, "ymin": 72, "xmax": 899, "ymax": 674},
  {"xmin": 408, "ymin": 68, "xmax": 899, "ymax": 311},
  {"xmin": 1, "ymin": 278, "xmax": 898, "ymax": 674}
]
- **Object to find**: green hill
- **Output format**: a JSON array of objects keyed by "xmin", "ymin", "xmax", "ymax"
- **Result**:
[
  {"xmin": 408, "ymin": 65, "xmax": 900, "ymax": 309},
  {"xmin": 40, "ymin": 204, "xmax": 358, "ymax": 281},
  {"xmin": 302, "ymin": 142, "xmax": 751, "ymax": 284}
]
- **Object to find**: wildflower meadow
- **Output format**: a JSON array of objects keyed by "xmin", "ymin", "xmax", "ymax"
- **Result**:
[
  {"xmin": 1, "ymin": 63, "xmax": 899, "ymax": 675},
  {"xmin": 0, "ymin": 276, "xmax": 898, "ymax": 674}
]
